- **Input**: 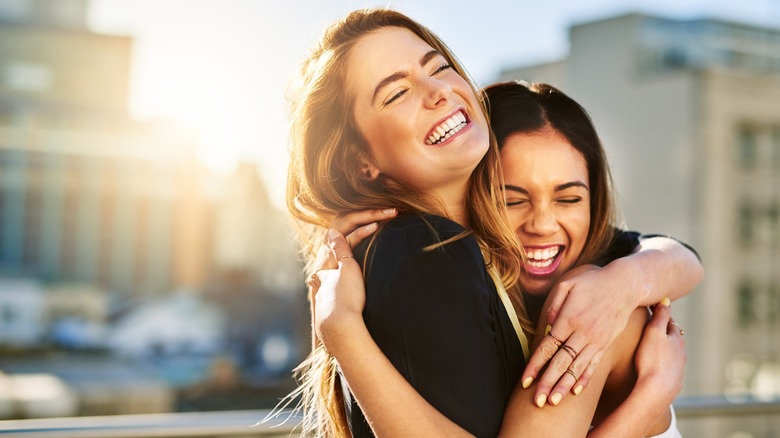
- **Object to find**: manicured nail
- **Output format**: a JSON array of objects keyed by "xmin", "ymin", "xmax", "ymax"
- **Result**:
[
  {"xmin": 382, "ymin": 208, "xmax": 396, "ymax": 215},
  {"xmin": 327, "ymin": 228, "xmax": 339, "ymax": 240},
  {"xmin": 573, "ymin": 384, "xmax": 583, "ymax": 395},
  {"xmin": 522, "ymin": 376, "xmax": 533, "ymax": 389},
  {"xmin": 660, "ymin": 296, "xmax": 671, "ymax": 307},
  {"xmin": 549, "ymin": 393, "xmax": 562, "ymax": 405},
  {"xmin": 364, "ymin": 222, "xmax": 377, "ymax": 231},
  {"xmin": 545, "ymin": 324, "xmax": 551, "ymax": 336},
  {"xmin": 535, "ymin": 394, "xmax": 547, "ymax": 408}
]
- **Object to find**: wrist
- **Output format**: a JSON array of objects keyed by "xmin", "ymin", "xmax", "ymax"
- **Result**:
[
  {"xmin": 605, "ymin": 256, "xmax": 649, "ymax": 308},
  {"xmin": 318, "ymin": 311, "xmax": 367, "ymax": 356}
]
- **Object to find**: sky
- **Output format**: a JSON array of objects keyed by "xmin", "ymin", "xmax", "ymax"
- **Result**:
[{"xmin": 86, "ymin": 0, "xmax": 780, "ymax": 208}]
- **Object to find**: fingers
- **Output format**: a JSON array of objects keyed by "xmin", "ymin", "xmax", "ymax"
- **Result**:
[
  {"xmin": 649, "ymin": 300, "xmax": 672, "ymax": 330},
  {"xmin": 345, "ymin": 222, "xmax": 378, "ymax": 249},
  {"xmin": 327, "ymin": 228, "xmax": 357, "ymax": 264},
  {"xmin": 532, "ymin": 332, "xmax": 586, "ymax": 407},
  {"xmin": 546, "ymin": 343, "xmax": 597, "ymax": 405},
  {"xmin": 331, "ymin": 208, "xmax": 397, "ymax": 239},
  {"xmin": 521, "ymin": 329, "xmax": 562, "ymax": 389},
  {"xmin": 571, "ymin": 350, "xmax": 603, "ymax": 396}
]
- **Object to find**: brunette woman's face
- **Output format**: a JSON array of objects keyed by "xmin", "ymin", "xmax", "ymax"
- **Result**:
[
  {"xmin": 500, "ymin": 130, "xmax": 591, "ymax": 296},
  {"xmin": 347, "ymin": 27, "xmax": 490, "ymax": 197}
]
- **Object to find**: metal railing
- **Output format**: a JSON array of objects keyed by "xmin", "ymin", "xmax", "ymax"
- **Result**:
[
  {"xmin": 0, "ymin": 409, "xmax": 299, "ymax": 438},
  {"xmin": 0, "ymin": 396, "xmax": 778, "ymax": 437}
]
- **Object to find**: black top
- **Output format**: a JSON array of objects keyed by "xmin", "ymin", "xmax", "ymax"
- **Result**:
[
  {"xmin": 345, "ymin": 214, "xmax": 522, "ymax": 437},
  {"xmin": 341, "ymin": 215, "xmax": 696, "ymax": 437}
]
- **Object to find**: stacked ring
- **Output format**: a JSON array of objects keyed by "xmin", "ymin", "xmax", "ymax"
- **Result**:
[
  {"xmin": 561, "ymin": 344, "xmax": 578, "ymax": 359},
  {"xmin": 548, "ymin": 332, "xmax": 565, "ymax": 347},
  {"xmin": 565, "ymin": 369, "xmax": 578, "ymax": 380}
]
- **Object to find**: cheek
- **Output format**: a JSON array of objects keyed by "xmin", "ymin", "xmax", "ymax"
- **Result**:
[
  {"xmin": 569, "ymin": 210, "xmax": 591, "ymax": 251},
  {"xmin": 507, "ymin": 209, "xmax": 529, "ymax": 236}
]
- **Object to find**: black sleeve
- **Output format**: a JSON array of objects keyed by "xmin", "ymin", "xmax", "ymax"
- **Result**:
[{"xmin": 353, "ymin": 226, "xmax": 507, "ymax": 437}]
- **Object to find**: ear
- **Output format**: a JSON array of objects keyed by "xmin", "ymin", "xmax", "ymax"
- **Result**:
[{"xmin": 358, "ymin": 155, "xmax": 380, "ymax": 181}]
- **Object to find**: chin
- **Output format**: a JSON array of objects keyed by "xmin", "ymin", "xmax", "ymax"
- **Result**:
[{"xmin": 520, "ymin": 278, "xmax": 554, "ymax": 297}]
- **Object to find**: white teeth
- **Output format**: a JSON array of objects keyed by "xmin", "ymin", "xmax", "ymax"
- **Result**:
[
  {"xmin": 526, "ymin": 246, "xmax": 560, "ymax": 262},
  {"xmin": 426, "ymin": 111, "xmax": 467, "ymax": 145}
]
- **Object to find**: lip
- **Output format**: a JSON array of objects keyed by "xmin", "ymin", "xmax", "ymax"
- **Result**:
[
  {"xmin": 522, "ymin": 244, "xmax": 565, "ymax": 277},
  {"xmin": 424, "ymin": 108, "xmax": 469, "ymax": 146}
]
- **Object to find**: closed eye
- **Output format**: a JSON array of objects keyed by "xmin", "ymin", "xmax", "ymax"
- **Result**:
[
  {"xmin": 506, "ymin": 199, "xmax": 528, "ymax": 207},
  {"xmin": 384, "ymin": 89, "xmax": 408, "ymax": 106},
  {"xmin": 557, "ymin": 197, "xmax": 582, "ymax": 204},
  {"xmin": 433, "ymin": 62, "xmax": 452, "ymax": 75}
]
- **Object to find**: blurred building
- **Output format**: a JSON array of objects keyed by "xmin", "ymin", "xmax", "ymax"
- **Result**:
[
  {"xmin": 0, "ymin": 0, "xmax": 220, "ymax": 302},
  {"xmin": 500, "ymin": 12, "xmax": 780, "ymax": 436}
]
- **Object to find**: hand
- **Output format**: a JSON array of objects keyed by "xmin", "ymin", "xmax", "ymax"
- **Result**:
[
  {"xmin": 313, "ymin": 229, "xmax": 370, "ymax": 354},
  {"xmin": 522, "ymin": 264, "xmax": 637, "ymax": 406},
  {"xmin": 307, "ymin": 208, "xmax": 397, "ymax": 292},
  {"xmin": 634, "ymin": 301, "xmax": 686, "ymax": 405}
]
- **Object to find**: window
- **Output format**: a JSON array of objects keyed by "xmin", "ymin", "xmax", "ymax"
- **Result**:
[
  {"xmin": 771, "ymin": 127, "xmax": 780, "ymax": 170},
  {"xmin": 768, "ymin": 281, "xmax": 780, "ymax": 324},
  {"xmin": 738, "ymin": 201, "xmax": 755, "ymax": 246},
  {"xmin": 737, "ymin": 127, "xmax": 758, "ymax": 170},
  {"xmin": 769, "ymin": 202, "xmax": 779, "ymax": 247},
  {"xmin": 736, "ymin": 279, "xmax": 758, "ymax": 327}
]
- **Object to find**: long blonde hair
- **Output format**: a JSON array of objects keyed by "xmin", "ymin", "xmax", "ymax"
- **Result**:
[{"xmin": 284, "ymin": 8, "xmax": 526, "ymax": 436}]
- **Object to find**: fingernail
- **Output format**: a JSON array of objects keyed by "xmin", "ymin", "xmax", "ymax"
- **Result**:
[
  {"xmin": 327, "ymin": 229, "xmax": 339, "ymax": 240},
  {"xmin": 660, "ymin": 296, "xmax": 671, "ymax": 307},
  {"xmin": 573, "ymin": 384, "xmax": 583, "ymax": 395},
  {"xmin": 365, "ymin": 222, "xmax": 377, "ymax": 230},
  {"xmin": 545, "ymin": 324, "xmax": 551, "ymax": 336},
  {"xmin": 535, "ymin": 394, "xmax": 547, "ymax": 408},
  {"xmin": 382, "ymin": 208, "xmax": 396, "ymax": 215},
  {"xmin": 549, "ymin": 393, "xmax": 562, "ymax": 406},
  {"xmin": 522, "ymin": 376, "xmax": 533, "ymax": 389}
]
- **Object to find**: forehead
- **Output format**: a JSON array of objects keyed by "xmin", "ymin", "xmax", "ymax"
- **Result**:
[
  {"xmin": 346, "ymin": 26, "xmax": 436, "ymax": 98},
  {"xmin": 501, "ymin": 131, "xmax": 588, "ymax": 178}
]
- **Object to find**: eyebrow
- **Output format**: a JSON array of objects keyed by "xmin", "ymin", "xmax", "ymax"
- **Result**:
[
  {"xmin": 372, "ymin": 49, "xmax": 442, "ymax": 104},
  {"xmin": 504, "ymin": 181, "xmax": 589, "ymax": 194}
]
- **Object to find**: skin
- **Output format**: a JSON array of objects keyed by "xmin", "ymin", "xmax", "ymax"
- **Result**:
[
  {"xmin": 502, "ymin": 129, "xmax": 591, "ymax": 298},
  {"xmin": 350, "ymin": 26, "xmax": 490, "ymax": 224},
  {"xmin": 306, "ymin": 27, "xmax": 701, "ymax": 436}
]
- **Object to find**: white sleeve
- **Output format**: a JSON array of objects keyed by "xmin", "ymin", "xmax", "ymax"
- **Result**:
[{"xmin": 646, "ymin": 405, "xmax": 683, "ymax": 438}]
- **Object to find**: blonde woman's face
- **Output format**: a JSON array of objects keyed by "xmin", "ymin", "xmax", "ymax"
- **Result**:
[
  {"xmin": 501, "ymin": 130, "xmax": 591, "ymax": 296},
  {"xmin": 346, "ymin": 26, "xmax": 490, "ymax": 198}
]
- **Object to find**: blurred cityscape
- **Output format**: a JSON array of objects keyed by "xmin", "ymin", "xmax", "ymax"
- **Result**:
[
  {"xmin": 0, "ymin": 1, "xmax": 778, "ymax": 437},
  {"xmin": 0, "ymin": 0, "xmax": 308, "ymax": 422}
]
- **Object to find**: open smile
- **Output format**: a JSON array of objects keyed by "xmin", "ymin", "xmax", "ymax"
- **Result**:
[
  {"xmin": 523, "ymin": 245, "xmax": 565, "ymax": 276},
  {"xmin": 425, "ymin": 110, "xmax": 468, "ymax": 145}
]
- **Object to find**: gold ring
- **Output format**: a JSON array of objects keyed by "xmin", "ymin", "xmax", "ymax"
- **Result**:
[
  {"xmin": 548, "ymin": 331, "xmax": 564, "ymax": 347},
  {"xmin": 670, "ymin": 322, "xmax": 684, "ymax": 336},
  {"xmin": 561, "ymin": 344, "xmax": 578, "ymax": 359},
  {"xmin": 565, "ymin": 369, "xmax": 578, "ymax": 381},
  {"xmin": 340, "ymin": 254, "xmax": 355, "ymax": 259}
]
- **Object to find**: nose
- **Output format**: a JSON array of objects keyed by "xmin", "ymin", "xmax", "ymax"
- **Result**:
[
  {"xmin": 522, "ymin": 205, "xmax": 560, "ymax": 237},
  {"xmin": 422, "ymin": 76, "xmax": 452, "ymax": 108}
]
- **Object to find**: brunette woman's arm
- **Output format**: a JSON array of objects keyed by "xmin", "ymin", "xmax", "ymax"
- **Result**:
[{"xmin": 523, "ymin": 235, "xmax": 702, "ymax": 405}]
